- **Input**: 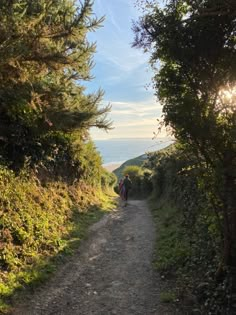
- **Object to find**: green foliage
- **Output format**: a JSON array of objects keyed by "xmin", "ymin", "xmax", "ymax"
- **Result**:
[
  {"xmin": 148, "ymin": 146, "xmax": 231, "ymax": 314},
  {"xmin": 113, "ymin": 154, "xmax": 147, "ymax": 179},
  {"xmin": 0, "ymin": 168, "xmax": 69, "ymax": 272},
  {"xmin": 113, "ymin": 155, "xmax": 153, "ymax": 198},
  {"xmin": 0, "ymin": 3, "xmax": 115, "ymax": 312},
  {"xmin": 134, "ymin": 1, "xmax": 236, "ymax": 312},
  {"xmin": 122, "ymin": 165, "xmax": 142, "ymax": 178},
  {"xmin": 0, "ymin": 166, "xmax": 115, "ymax": 312},
  {"xmin": 101, "ymin": 168, "xmax": 117, "ymax": 191},
  {"xmin": 160, "ymin": 291, "xmax": 176, "ymax": 303},
  {"xmin": 0, "ymin": 0, "xmax": 111, "ymax": 169},
  {"xmin": 151, "ymin": 201, "xmax": 190, "ymax": 272},
  {"xmin": 76, "ymin": 140, "xmax": 103, "ymax": 186},
  {"xmin": 28, "ymin": 131, "xmax": 81, "ymax": 182},
  {"xmin": 122, "ymin": 165, "xmax": 143, "ymax": 197},
  {"xmin": 134, "ymin": 0, "xmax": 236, "ymax": 263}
]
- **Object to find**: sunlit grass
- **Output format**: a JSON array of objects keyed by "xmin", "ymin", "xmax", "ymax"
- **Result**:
[{"xmin": 0, "ymin": 172, "xmax": 117, "ymax": 313}]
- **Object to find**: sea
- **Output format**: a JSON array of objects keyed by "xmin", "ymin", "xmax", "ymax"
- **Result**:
[{"xmin": 94, "ymin": 138, "xmax": 174, "ymax": 165}]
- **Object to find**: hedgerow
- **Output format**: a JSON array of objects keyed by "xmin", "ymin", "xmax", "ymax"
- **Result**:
[
  {"xmin": 148, "ymin": 146, "xmax": 231, "ymax": 314},
  {"xmin": 0, "ymin": 165, "xmax": 116, "ymax": 313}
]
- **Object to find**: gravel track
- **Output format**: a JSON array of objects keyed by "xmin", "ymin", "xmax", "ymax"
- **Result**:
[{"xmin": 12, "ymin": 200, "xmax": 173, "ymax": 315}]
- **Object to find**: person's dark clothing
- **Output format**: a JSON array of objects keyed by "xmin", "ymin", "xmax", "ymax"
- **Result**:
[{"xmin": 123, "ymin": 177, "xmax": 132, "ymax": 201}]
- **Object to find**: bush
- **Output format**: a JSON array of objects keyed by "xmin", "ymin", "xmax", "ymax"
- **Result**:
[
  {"xmin": 120, "ymin": 165, "xmax": 152, "ymax": 198},
  {"xmin": 101, "ymin": 168, "xmax": 117, "ymax": 190},
  {"xmin": 148, "ymin": 146, "xmax": 228, "ymax": 314}
]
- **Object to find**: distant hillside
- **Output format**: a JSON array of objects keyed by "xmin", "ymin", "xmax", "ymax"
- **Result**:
[
  {"xmin": 112, "ymin": 143, "xmax": 175, "ymax": 179},
  {"xmin": 113, "ymin": 154, "xmax": 147, "ymax": 179}
]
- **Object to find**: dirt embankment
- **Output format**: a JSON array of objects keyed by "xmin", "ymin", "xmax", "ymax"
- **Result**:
[{"xmin": 12, "ymin": 200, "xmax": 173, "ymax": 315}]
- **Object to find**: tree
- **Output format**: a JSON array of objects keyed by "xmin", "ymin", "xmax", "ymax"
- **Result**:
[
  {"xmin": 133, "ymin": 0, "xmax": 236, "ymax": 302},
  {"xmin": 0, "ymin": 0, "xmax": 111, "ymax": 167}
]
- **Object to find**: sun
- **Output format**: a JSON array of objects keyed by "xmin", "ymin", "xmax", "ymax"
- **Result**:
[
  {"xmin": 221, "ymin": 87, "xmax": 236, "ymax": 100},
  {"xmin": 218, "ymin": 85, "xmax": 236, "ymax": 113}
]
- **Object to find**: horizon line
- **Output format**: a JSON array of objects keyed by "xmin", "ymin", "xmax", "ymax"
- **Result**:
[{"xmin": 93, "ymin": 137, "xmax": 174, "ymax": 141}]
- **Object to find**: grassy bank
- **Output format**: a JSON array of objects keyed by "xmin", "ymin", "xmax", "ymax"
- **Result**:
[
  {"xmin": 150, "ymin": 199, "xmax": 189, "ymax": 273},
  {"xmin": 149, "ymin": 194, "xmax": 230, "ymax": 315},
  {"xmin": 149, "ymin": 197, "xmax": 200, "ymax": 314},
  {"xmin": 0, "ymin": 168, "xmax": 116, "ymax": 314}
]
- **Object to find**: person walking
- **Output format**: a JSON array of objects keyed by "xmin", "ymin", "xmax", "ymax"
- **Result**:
[
  {"xmin": 123, "ymin": 174, "xmax": 132, "ymax": 204},
  {"xmin": 119, "ymin": 178, "xmax": 125, "ymax": 200}
]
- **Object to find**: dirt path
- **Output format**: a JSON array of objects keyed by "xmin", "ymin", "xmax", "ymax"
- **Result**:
[{"xmin": 12, "ymin": 200, "xmax": 172, "ymax": 315}]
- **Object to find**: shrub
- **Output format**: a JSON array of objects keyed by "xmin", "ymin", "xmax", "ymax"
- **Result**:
[{"xmin": 121, "ymin": 165, "xmax": 152, "ymax": 198}]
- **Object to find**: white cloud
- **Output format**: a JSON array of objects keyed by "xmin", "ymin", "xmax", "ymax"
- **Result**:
[
  {"xmin": 110, "ymin": 98, "xmax": 162, "ymax": 112},
  {"xmin": 91, "ymin": 98, "xmax": 164, "ymax": 139},
  {"xmin": 85, "ymin": 0, "xmax": 162, "ymax": 140},
  {"xmin": 96, "ymin": 42, "xmax": 149, "ymax": 73},
  {"xmin": 115, "ymin": 118, "xmax": 157, "ymax": 128}
]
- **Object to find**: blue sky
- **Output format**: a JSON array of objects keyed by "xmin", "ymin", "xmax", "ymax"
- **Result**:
[{"xmin": 86, "ymin": 0, "xmax": 163, "ymax": 139}]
